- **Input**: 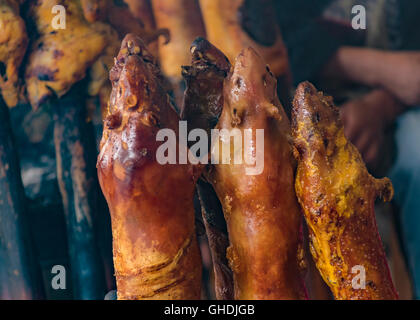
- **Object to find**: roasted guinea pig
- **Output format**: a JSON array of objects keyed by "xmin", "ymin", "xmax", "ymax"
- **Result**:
[
  {"xmin": 79, "ymin": 0, "xmax": 165, "ymax": 48},
  {"xmin": 25, "ymin": 0, "xmax": 116, "ymax": 108},
  {"xmin": 208, "ymin": 48, "xmax": 306, "ymax": 300},
  {"xmin": 181, "ymin": 37, "xmax": 234, "ymax": 300},
  {"xmin": 199, "ymin": 0, "xmax": 290, "ymax": 81},
  {"xmin": 80, "ymin": 0, "xmax": 108, "ymax": 23},
  {"xmin": 123, "ymin": 0, "xmax": 156, "ymax": 31},
  {"xmin": 181, "ymin": 37, "xmax": 231, "ymax": 138},
  {"xmin": 85, "ymin": 0, "xmax": 168, "ymax": 118},
  {"xmin": 292, "ymin": 82, "xmax": 398, "ymax": 300},
  {"xmin": 0, "ymin": 0, "xmax": 28, "ymax": 107},
  {"xmin": 97, "ymin": 34, "xmax": 202, "ymax": 300},
  {"xmin": 151, "ymin": 0, "xmax": 205, "ymax": 80},
  {"xmin": 151, "ymin": 0, "xmax": 205, "ymax": 105},
  {"xmin": 107, "ymin": 0, "xmax": 168, "ymax": 46}
]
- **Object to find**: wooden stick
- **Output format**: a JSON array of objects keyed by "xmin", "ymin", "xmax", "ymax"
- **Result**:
[
  {"xmin": 53, "ymin": 84, "xmax": 107, "ymax": 299},
  {"xmin": 0, "ymin": 97, "xmax": 43, "ymax": 299}
]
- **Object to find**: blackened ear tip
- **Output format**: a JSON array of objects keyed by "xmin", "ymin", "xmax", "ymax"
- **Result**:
[
  {"xmin": 192, "ymin": 36, "xmax": 207, "ymax": 45},
  {"xmin": 190, "ymin": 37, "xmax": 209, "ymax": 52}
]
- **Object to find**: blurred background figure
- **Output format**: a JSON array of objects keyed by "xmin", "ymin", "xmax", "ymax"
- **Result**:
[{"xmin": 276, "ymin": 0, "xmax": 420, "ymax": 298}]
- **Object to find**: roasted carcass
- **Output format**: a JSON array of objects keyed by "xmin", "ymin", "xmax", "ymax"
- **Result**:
[
  {"xmin": 151, "ymin": 0, "xmax": 206, "ymax": 105},
  {"xmin": 0, "ymin": 0, "xmax": 28, "ymax": 107},
  {"xmin": 199, "ymin": 0, "xmax": 290, "ymax": 80},
  {"xmin": 208, "ymin": 48, "xmax": 306, "ymax": 299},
  {"xmin": 25, "ymin": 0, "xmax": 115, "ymax": 108},
  {"xmin": 181, "ymin": 37, "xmax": 233, "ymax": 299},
  {"xmin": 123, "ymin": 0, "xmax": 156, "ymax": 31},
  {"xmin": 292, "ymin": 82, "xmax": 398, "ymax": 300},
  {"xmin": 97, "ymin": 34, "xmax": 202, "ymax": 299},
  {"xmin": 86, "ymin": 0, "xmax": 168, "ymax": 118},
  {"xmin": 181, "ymin": 37, "xmax": 231, "ymax": 138},
  {"xmin": 80, "ymin": 0, "xmax": 108, "ymax": 22}
]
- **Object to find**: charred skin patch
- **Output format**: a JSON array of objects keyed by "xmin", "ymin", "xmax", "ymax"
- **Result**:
[
  {"xmin": 181, "ymin": 37, "xmax": 231, "ymax": 139},
  {"xmin": 32, "ymin": 66, "xmax": 57, "ymax": 81}
]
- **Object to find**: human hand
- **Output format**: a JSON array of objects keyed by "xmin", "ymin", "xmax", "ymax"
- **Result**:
[
  {"xmin": 379, "ymin": 51, "xmax": 420, "ymax": 106},
  {"xmin": 340, "ymin": 90, "xmax": 401, "ymax": 166}
]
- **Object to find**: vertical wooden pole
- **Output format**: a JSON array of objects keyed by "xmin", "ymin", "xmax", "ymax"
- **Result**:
[
  {"xmin": 53, "ymin": 86, "xmax": 107, "ymax": 299},
  {"xmin": 0, "ymin": 98, "xmax": 43, "ymax": 299}
]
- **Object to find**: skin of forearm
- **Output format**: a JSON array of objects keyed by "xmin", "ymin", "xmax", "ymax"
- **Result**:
[
  {"xmin": 324, "ymin": 48, "xmax": 411, "ymax": 118},
  {"xmin": 323, "ymin": 47, "xmax": 392, "ymax": 87}
]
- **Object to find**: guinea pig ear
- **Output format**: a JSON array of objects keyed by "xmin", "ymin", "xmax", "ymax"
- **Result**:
[
  {"xmin": 375, "ymin": 177, "xmax": 394, "ymax": 202},
  {"xmin": 262, "ymin": 102, "xmax": 282, "ymax": 121},
  {"xmin": 144, "ymin": 28, "xmax": 170, "ymax": 45}
]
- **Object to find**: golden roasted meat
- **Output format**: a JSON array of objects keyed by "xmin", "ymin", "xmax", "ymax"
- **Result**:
[
  {"xmin": 292, "ymin": 82, "xmax": 398, "ymax": 300},
  {"xmin": 87, "ymin": 30, "xmax": 120, "ymax": 120},
  {"xmin": 123, "ymin": 0, "xmax": 156, "ymax": 31},
  {"xmin": 151, "ymin": 0, "xmax": 205, "ymax": 79},
  {"xmin": 151, "ymin": 0, "xmax": 205, "ymax": 105},
  {"xmin": 86, "ymin": 0, "xmax": 167, "ymax": 117},
  {"xmin": 209, "ymin": 48, "xmax": 306, "ymax": 300},
  {"xmin": 106, "ymin": 0, "xmax": 168, "ymax": 77},
  {"xmin": 107, "ymin": 1, "xmax": 166, "ymax": 44},
  {"xmin": 80, "ymin": 0, "xmax": 164, "ymax": 47},
  {"xmin": 80, "ymin": 0, "xmax": 108, "ymax": 22},
  {"xmin": 25, "ymin": 0, "xmax": 114, "ymax": 108},
  {"xmin": 181, "ymin": 37, "xmax": 233, "ymax": 300},
  {"xmin": 199, "ymin": 0, "xmax": 290, "ymax": 80},
  {"xmin": 97, "ymin": 34, "xmax": 202, "ymax": 300},
  {"xmin": 0, "ymin": 0, "xmax": 28, "ymax": 107}
]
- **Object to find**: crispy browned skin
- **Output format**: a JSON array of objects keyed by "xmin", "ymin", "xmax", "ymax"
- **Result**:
[
  {"xmin": 86, "ymin": 0, "xmax": 168, "ymax": 117},
  {"xmin": 209, "ymin": 48, "xmax": 306, "ymax": 300},
  {"xmin": 199, "ymin": 0, "xmax": 290, "ymax": 80},
  {"xmin": 80, "ymin": 0, "xmax": 165, "ymax": 47},
  {"xmin": 107, "ymin": 1, "xmax": 168, "ymax": 44},
  {"xmin": 292, "ymin": 82, "xmax": 398, "ymax": 300},
  {"xmin": 97, "ymin": 34, "xmax": 202, "ymax": 300},
  {"xmin": 0, "ymin": 0, "xmax": 28, "ymax": 107},
  {"xmin": 151, "ymin": 0, "xmax": 205, "ymax": 93},
  {"xmin": 181, "ymin": 38, "xmax": 234, "ymax": 299},
  {"xmin": 25, "ymin": 0, "xmax": 115, "ymax": 108},
  {"xmin": 117, "ymin": 0, "xmax": 164, "ymax": 61},
  {"xmin": 181, "ymin": 37, "xmax": 231, "ymax": 138},
  {"xmin": 124, "ymin": 0, "xmax": 156, "ymax": 30},
  {"xmin": 81, "ymin": 0, "xmax": 108, "ymax": 22},
  {"xmin": 107, "ymin": 4, "xmax": 145, "ymax": 39}
]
